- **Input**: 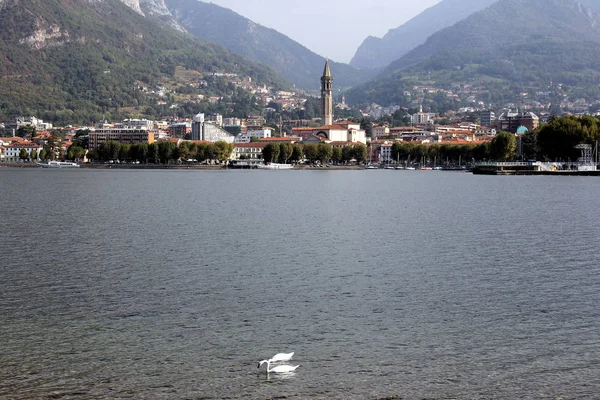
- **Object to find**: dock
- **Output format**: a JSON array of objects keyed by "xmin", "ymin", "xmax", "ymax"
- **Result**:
[{"xmin": 473, "ymin": 162, "xmax": 600, "ymax": 176}]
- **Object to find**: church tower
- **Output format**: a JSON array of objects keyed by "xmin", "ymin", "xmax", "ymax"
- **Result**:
[{"xmin": 321, "ymin": 59, "xmax": 333, "ymax": 126}]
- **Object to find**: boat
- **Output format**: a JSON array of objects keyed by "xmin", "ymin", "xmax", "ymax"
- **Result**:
[
  {"xmin": 365, "ymin": 164, "xmax": 378, "ymax": 169},
  {"xmin": 257, "ymin": 163, "xmax": 293, "ymax": 170},
  {"xmin": 384, "ymin": 166, "xmax": 395, "ymax": 170},
  {"xmin": 38, "ymin": 161, "xmax": 80, "ymax": 168}
]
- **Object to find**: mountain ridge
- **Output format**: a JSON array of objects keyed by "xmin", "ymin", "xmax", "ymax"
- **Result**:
[
  {"xmin": 346, "ymin": 0, "xmax": 600, "ymax": 107},
  {"xmin": 162, "ymin": 0, "xmax": 378, "ymax": 90},
  {"xmin": 0, "ymin": 0, "xmax": 284, "ymax": 124},
  {"xmin": 350, "ymin": 0, "xmax": 499, "ymax": 69}
]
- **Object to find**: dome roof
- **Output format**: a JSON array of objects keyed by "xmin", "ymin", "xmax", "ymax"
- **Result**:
[{"xmin": 516, "ymin": 125, "xmax": 529, "ymax": 134}]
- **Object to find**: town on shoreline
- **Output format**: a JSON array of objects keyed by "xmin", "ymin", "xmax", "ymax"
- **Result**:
[{"xmin": 2, "ymin": 61, "xmax": 600, "ymax": 172}]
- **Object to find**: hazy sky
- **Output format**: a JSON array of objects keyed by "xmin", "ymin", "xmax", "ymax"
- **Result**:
[{"xmin": 208, "ymin": 0, "xmax": 440, "ymax": 63}]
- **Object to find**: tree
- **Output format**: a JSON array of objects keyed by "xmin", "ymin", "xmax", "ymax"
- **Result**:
[
  {"xmin": 148, "ymin": 143, "xmax": 159, "ymax": 163},
  {"xmin": 489, "ymin": 132, "xmax": 517, "ymax": 161},
  {"xmin": 331, "ymin": 146, "xmax": 343, "ymax": 163},
  {"xmin": 118, "ymin": 144, "xmax": 131, "ymax": 162},
  {"xmin": 39, "ymin": 149, "xmax": 48, "ymax": 161},
  {"xmin": 195, "ymin": 143, "xmax": 210, "ymax": 163},
  {"xmin": 290, "ymin": 144, "xmax": 304, "ymax": 163},
  {"xmin": 19, "ymin": 148, "xmax": 29, "ymax": 161},
  {"xmin": 360, "ymin": 118, "xmax": 373, "ymax": 137},
  {"xmin": 213, "ymin": 141, "xmax": 234, "ymax": 163},
  {"xmin": 353, "ymin": 144, "xmax": 368, "ymax": 164},
  {"xmin": 73, "ymin": 129, "xmax": 90, "ymax": 149},
  {"xmin": 279, "ymin": 143, "xmax": 293, "ymax": 164},
  {"xmin": 521, "ymin": 131, "xmax": 539, "ymax": 161},
  {"xmin": 304, "ymin": 144, "xmax": 318, "ymax": 163},
  {"xmin": 262, "ymin": 143, "xmax": 280, "ymax": 164},
  {"xmin": 30, "ymin": 149, "xmax": 38, "ymax": 161},
  {"xmin": 316, "ymin": 143, "xmax": 333, "ymax": 164},
  {"xmin": 16, "ymin": 125, "xmax": 36, "ymax": 138},
  {"xmin": 67, "ymin": 146, "xmax": 86, "ymax": 161},
  {"xmin": 537, "ymin": 115, "xmax": 600, "ymax": 161},
  {"xmin": 158, "ymin": 141, "xmax": 178, "ymax": 164},
  {"xmin": 130, "ymin": 143, "xmax": 149, "ymax": 163},
  {"xmin": 342, "ymin": 145, "xmax": 354, "ymax": 162},
  {"xmin": 98, "ymin": 141, "xmax": 121, "ymax": 161}
]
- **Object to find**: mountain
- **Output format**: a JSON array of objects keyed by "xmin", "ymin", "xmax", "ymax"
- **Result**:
[
  {"xmin": 346, "ymin": 0, "xmax": 600, "ymax": 107},
  {"xmin": 0, "ymin": 0, "xmax": 283, "ymax": 124},
  {"xmin": 161, "ymin": 0, "xmax": 377, "ymax": 90},
  {"xmin": 350, "ymin": 0, "xmax": 499, "ymax": 70}
]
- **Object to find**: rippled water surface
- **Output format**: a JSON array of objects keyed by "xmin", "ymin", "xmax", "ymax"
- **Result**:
[{"xmin": 1, "ymin": 169, "xmax": 599, "ymax": 399}]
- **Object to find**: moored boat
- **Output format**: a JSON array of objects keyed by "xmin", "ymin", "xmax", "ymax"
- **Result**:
[
  {"xmin": 257, "ymin": 163, "xmax": 293, "ymax": 170},
  {"xmin": 38, "ymin": 161, "xmax": 80, "ymax": 168}
]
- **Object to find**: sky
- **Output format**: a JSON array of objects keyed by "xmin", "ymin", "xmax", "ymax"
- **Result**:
[{"xmin": 207, "ymin": 0, "xmax": 440, "ymax": 63}]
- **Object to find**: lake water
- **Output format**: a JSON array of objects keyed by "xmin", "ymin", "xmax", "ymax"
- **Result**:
[{"xmin": 1, "ymin": 169, "xmax": 599, "ymax": 399}]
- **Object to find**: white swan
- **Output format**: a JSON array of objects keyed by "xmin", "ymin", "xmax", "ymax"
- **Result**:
[
  {"xmin": 257, "ymin": 359, "xmax": 299, "ymax": 374},
  {"xmin": 269, "ymin": 352, "xmax": 294, "ymax": 363}
]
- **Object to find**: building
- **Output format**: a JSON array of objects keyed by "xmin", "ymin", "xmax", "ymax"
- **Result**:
[
  {"xmin": 372, "ymin": 125, "xmax": 390, "ymax": 139},
  {"xmin": 232, "ymin": 142, "xmax": 266, "ymax": 160},
  {"xmin": 235, "ymin": 129, "xmax": 273, "ymax": 143},
  {"xmin": 321, "ymin": 60, "xmax": 334, "ymax": 126},
  {"xmin": 1, "ymin": 142, "xmax": 42, "ymax": 162},
  {"xmin": 191, "ymin": 113, "xmax": 236, "ymax": 143},
  {"xmin": 481, "ymin": 110, "xmax": 496, "ymax": 127},
  {"xmin": 291, "ymin": 120, "xmax": 367, "ymax": 145},
  {"xmin": 371, "ymin": 140, "xmax": 394, "ymax": 164},
  {"xmin": 168, "ymin": 122, "xmax": 191, "ymax": 138},
  {"xmin": 122, "ymin": 119, "xmax": 154, "ymax": 130},
  {"xmin": 410, "ymin": 105, "xmax": 436, "ymax": 125},
  {"xmin": 89, "ymin": 125, "xmax": 155, "ymax": 150},
  {"xmin": 493, "ymin": 110, "xmax": 539, "ymax": 133}
]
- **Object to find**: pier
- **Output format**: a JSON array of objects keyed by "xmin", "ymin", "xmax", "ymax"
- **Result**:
[{"xmin": 473, "ymin": 161, "xmax": 600, "ymax": 176}]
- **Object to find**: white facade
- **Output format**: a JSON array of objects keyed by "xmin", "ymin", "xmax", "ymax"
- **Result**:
[
  {"xmin": 2, "ymin": 143, "xmax": 42, "ymax": 162},
  {"xmin": 411, "ymin": 112, "xmax": 436, "ymax": 125},
  {"xmin": 192, "ymin": 113, "xmax": 235, "ymax": 143},
  {"xmin": 121, "ymin": 119, "xmax": 154, "ymax": 130},
  {"xmin": 235, "ymin": 129, "xmax": 273, "ymax": 143},
  {"xmin": 204, "ymin": 123, "xmax": 235, "ymax": 143},
  {"xmin": 233, "ymin": 143, "xmax": 265, "ymax": 160},
  {"xmin": 312, "ymin": 122, "xmax": 368, "ymax": 145},
  {"xmin": 379, "ymin": 144, "xmax": 393, "ymax": 163}
]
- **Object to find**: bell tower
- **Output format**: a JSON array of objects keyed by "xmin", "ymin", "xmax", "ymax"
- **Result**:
[{"xmin": 321, "ymin": 59, "xmax": 333, "ymax": 126}]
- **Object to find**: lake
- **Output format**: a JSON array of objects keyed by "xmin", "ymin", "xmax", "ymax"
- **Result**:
[{"xmin": 1, "ymin": 169, "xmax": 599, "ymax": 399}]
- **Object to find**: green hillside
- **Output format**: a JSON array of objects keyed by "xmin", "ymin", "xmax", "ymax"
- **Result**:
[
  {"xmin": 346, "ymin": 0, "xmax": 600, "ymax": 107},
  {"xmin": 0, "ymin": 0, "xmax": 284, "ymax": 124},
  {"xmin": 164, "ymin": 0, "xmax": 377, "ymax": 90}
]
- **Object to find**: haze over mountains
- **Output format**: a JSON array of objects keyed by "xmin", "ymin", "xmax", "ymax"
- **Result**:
[
  {"xmin": 347, "ymin": 0, "xmax": 600, "ymax": 106},
  {"xmin": 160, "ymin": 0, "xmax": 377, "ymax": 90},
  {"xmin": 350, "ymin": 0, "xmax": 499, "ymax": 70}
]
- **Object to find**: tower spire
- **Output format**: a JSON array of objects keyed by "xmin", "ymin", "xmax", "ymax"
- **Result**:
[
  {"xmin": 321, "ymin": 59, "xmax": 333, "ymax": 126},
  {"xmin": 323, "ymin": 59, "xmax": 332, "ymax": 78}
]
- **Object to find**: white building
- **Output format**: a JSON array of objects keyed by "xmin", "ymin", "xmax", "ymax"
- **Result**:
[
  {"xmin": 411, "ymin": 106, "xmax": 436, "ymax": 125},
  {"xmin": 232, "ymin": 143, "xmax": 266, "ymax": 160},
  {"xmin": 235, "ymin": 129, "xmax": 273, "ymax": 143},
  {"xmin": 121, "ymin": 119, "xmax": 154, "ymax": 130},
  {"xmin": 192, "ymin": 113, "xmax": 236, "ymax": 143},
  {"xmin": 2, "ymin": 142, "xmax": 42, "ymax": 162},
  {"xmin": 306, "ymin": 121, "xmax": 367, "ymax": 144}
]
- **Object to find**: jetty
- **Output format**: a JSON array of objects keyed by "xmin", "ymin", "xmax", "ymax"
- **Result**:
[{"xmin": 473, "ymin": 161, "xmax": 600, "ymax": 176}]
